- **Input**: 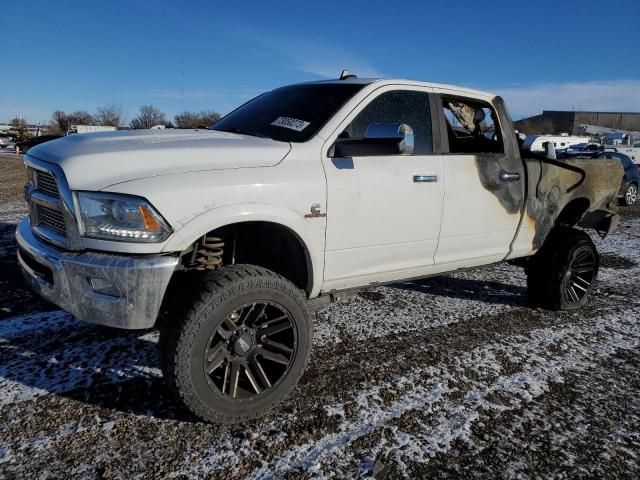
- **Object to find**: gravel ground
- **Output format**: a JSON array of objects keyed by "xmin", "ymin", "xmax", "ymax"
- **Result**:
[{"xmin": 0, "ymin": 157, "xmax": 639, "ymax": 479}]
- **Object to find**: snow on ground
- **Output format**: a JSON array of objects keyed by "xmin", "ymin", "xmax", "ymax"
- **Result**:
[
  {"xmin": 0, "ymin": 201, "xmax": 26, "ymax": 223},
  {"xmin": 0, "ymin": 311, "xmax": 161, "ymax": 407},
  {"xmin": 0, "ymin": 204, "xmax": 639, "ymax": 479}
]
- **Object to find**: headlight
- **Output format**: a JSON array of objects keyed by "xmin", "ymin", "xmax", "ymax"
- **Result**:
[{"xmin": 76, "ymin": 192, "xmax": 172, "ymax": 242}]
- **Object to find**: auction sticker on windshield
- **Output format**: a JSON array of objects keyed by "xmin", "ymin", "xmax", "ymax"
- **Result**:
[{"xmin": 271, "ymin": 117, "xmax": 310, "ymax": 132}]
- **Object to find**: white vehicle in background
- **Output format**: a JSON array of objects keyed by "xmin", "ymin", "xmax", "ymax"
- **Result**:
[
  {"xmin": 522, "ymin": 134, "xmax": 591, "ymax": 153},
  {"xmin": 0, "ymin": 136, "xmax": 12, "ymax": 148},
  {"xmin": 68, "ymin": 125, "xmax": 118, "ymax": 135},
  {"xmin": 603, "ymin": 132, "xmax": 640, "ymax": 163}
]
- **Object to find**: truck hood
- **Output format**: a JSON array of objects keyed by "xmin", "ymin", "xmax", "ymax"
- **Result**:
[{"xmin": 28, "ymin": 129, "xmax": 291, "ymax": 190}]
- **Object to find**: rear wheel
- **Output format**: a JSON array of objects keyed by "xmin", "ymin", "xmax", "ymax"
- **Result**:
[
  {"xmin": 527, "ymin": 228, "xmax": 599, "ymax": 310},
  {"xmin": 621, "ymin": 183, "xmax": 637, "ymax": 206},
  {"xmin": 161, "ymin": 265, "xmax": 312, "ymax": 424}
]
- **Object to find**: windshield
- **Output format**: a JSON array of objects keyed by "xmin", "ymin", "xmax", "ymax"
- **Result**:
[{"xmin": 211, "ymin": 83, "xmax": 365, "ymax": 142}]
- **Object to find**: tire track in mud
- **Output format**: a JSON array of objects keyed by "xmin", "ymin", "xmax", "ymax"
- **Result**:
[
  {"xmin": 1, "ymin": 264, "xmax": 639, "ymax": 478},
  {"xmin": 1, "ymin": 216, "xmax": 639, "ymax": 478},
  {"xmin": 158, "ymin": 291, "xmax": 639, "ymax": 478},
  {"xmin": 248, "ymin": 307, "xmax": 640, "ymax": 478},
  {"xmin": 0, "ymin": 287, "xmax": 631, "ymax": 479},
  {"xmin": 405, "ymin": 349, "xmax": 640, "ymax": 479}
]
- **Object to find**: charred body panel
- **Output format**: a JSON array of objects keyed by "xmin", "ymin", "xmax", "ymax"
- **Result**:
[
  {"xmin": 435, "ymin": 94, "xmax": 621, "ymax": 254},
  {"xmin": 522, "ymin": 156, "xmax": 622, "ymax": 250},
  {"xmin": 434, "ymin": 94, "xmax": 526, "ymax": 216},
  {"xmin": 463, "ymin": 95, "xmax": 621, "ymax": 252},
  {"xmin": 478, "ymin": 96, "xmax": 526, "ymax": 216},
  {"xmin": 491, "ymin": 99, "xmax": 621, "ymax": 251}
]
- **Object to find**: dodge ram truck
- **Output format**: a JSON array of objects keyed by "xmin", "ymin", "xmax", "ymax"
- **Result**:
[{"xmin": 16, "ymin": 75, "xmax": 623, "ymax": 423}]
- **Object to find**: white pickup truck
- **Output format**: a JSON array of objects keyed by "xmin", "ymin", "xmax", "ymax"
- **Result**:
[{"xmin": 16, "ymin": 76, "xmax": 622, "ymax": 423}]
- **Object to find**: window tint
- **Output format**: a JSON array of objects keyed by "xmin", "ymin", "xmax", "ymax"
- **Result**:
[
  {"xmin": 212, "ymin": 83, "xmax": 365, "ymax": 142},
  {"xmin": 441, "ymin": 97, "xmax": 504, "ymax": 154},
  {"xmin": 342, "ymin": 90, "xmax": 433, "ymax": 154}
]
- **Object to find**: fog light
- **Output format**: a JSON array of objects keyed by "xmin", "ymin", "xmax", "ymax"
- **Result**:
[{"xmin": 88, "ymin": 277, "xmax": 120, "ymax": 297}]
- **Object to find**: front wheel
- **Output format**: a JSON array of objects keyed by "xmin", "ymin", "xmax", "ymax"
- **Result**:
[
  {"xmin": 527, "ymin": 228, "xmax": 599, "ymax": 310},
  {"xmin": 161, "ymin": 265, "xmax": 312, "ymax": 424},
  {"xmin": 621, "ymin": 183, "xmax": 638, "ymax": 206}
]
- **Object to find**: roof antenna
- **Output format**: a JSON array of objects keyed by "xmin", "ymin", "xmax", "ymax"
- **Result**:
[{"xmin": 339, "ymin": 70, "xmax": 357, "ymax": 80}]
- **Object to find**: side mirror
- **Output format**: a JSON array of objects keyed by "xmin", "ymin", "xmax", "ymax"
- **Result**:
[{"xmin": 330, "ymin": 122, "xmax": 414, "ymax": 157}]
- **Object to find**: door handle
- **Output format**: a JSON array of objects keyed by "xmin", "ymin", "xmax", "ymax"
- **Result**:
[
  {"xmin": 413, "ymin": 175, "xmax": 438, "ymax": 183},
  {"xmin": 499, "ymin": 172, "xmax": 520, "ymax": 182}
]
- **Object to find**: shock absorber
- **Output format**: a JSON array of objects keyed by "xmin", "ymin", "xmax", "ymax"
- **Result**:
[{"xmin": 194, "ymin": 235, "xmax": 225, "ymax": 270}]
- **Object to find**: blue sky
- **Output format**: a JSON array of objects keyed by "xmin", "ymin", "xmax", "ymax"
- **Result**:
[{"xmin": 2, "ymin": 0, "xmax": 639, "ymax": 124}]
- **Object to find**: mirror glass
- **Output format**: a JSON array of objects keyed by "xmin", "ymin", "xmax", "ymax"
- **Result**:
[{"xmin": 364, "ymin": 122, "xmax": 414, "ymax": 155}]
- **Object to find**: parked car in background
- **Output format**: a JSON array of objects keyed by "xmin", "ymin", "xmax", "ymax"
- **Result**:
[
  {"xmin": 597, "ymin": 151, "xmax": 639, "ymax": 206},
  {"xmin": 560, "ymin": 143, "xmax": 603, "ymax": 158},
  {"xmin": 15, "ymin": 135, "xmax": 62, "ymax": 153},
  {"xmin": 602, "ymin": 132, "xmax": 640, "ymax": 163},
  {"xmin": 0, "ymin": 136, "xmax": 12, "ymax": 148}
]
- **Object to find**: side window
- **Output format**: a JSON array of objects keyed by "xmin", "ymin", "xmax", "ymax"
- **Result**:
[
  {"xmin": 440, "ymin": 97, "xmax": 504, "ymax": 154},
  {"xmin": 342, "ymin": 90, "xmax": 433, "ymax": 154}
]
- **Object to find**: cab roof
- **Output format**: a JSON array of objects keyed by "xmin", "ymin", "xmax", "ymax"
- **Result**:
[{"xmin": 304, "ymin": 78, "xmax": 498, "ymax": 100}]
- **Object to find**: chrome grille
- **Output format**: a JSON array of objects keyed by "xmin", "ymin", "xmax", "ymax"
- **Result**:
[
  {"xmin": 25, "ymin": 158, "xmax": 77, "ymax": 247},
  {"xmin": 36, "ymin": 205, "xmax": 67, "ymax": 236},
  {"xmin": 35, "ymin": 170, "xmax": 60, "ymax": 198}
]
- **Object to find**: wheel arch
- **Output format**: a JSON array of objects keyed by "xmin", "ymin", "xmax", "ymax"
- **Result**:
[
  {"xmin": 164, "ymin": 204, "xmax": 322, "ymax": 297},
  {"xmin": 555, "ymin": 197, "xmax": 591, "ymax": 227}
]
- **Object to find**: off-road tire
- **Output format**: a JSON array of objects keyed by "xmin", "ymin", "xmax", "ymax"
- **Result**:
[
  {"xmin": 160, "ymin": 264, "xmax": 312, "ymax": 424},
  {"xmin": 527, "ymin": 227, "xmax": 599, "ymax": 310}
]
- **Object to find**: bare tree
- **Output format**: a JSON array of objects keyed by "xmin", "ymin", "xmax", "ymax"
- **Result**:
[
  {"xmin": 10, "ymin": 117, "xmax": 30, "ymax": 142},
  {"xmin": 130, "ymin": 105, "xmax": 166, "ymax": 129},
  {"xmin": 95, "ymin": 104, "xmax": 126, "ymax": 127},
  {"xmin": 68, "ymin": 111, "xmax": 95, "ymax": 127},
  {"xmin": 49, "ymin": 110, "xmax": 95, "ymax": 134},
  {"xmin": 49, "ymin": 110, "xmax": 69, "ymax": 135},
  {"xmin": 174, "ymin": 110, "xmax": 221, "ymax": 129},
  {"xmin": 174, "ymin": 111, "xmax": 198, "ymax": 129}
]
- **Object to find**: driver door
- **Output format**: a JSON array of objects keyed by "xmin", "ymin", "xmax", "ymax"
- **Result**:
[{"xmin": 321, "ymin": 87, "xmax": 445, "ymax": 291}]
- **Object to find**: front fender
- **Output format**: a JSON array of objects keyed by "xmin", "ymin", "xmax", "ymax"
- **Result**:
[{"xmin": 163, "ymin": 203, "xmax": 325, "ymax": 298}]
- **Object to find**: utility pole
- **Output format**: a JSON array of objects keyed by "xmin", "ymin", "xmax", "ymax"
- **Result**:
[{"xmin": 181, "ymin": 58, "xmax": 185, "ymax": 115}]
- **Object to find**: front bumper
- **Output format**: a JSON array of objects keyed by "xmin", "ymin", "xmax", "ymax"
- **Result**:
[{"xmin": 15, "ymin": 216, "xmax": 178, "ymax": 329}]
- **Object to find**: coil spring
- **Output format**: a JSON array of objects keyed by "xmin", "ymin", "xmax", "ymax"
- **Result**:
[{"xmin": 195, "ymin": 236, "xmax": 224, "ymax": 270}]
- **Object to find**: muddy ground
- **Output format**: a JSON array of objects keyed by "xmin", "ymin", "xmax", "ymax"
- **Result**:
[{"xmin": 1, "ymin": 153, "xmax": 639, "ymax": 479}]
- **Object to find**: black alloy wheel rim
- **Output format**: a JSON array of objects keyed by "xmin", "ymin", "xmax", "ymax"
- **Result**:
[
  {"xmin": 203, "ymin": 301, "xmax": 297, "ymax": 401},
  {"xmin": 563, "ymin": 246, "xmax": 596, "ymax": 304}
]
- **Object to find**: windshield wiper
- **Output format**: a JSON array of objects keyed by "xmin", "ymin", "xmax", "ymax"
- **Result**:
[{"xmin": 223, "ymin": 127, "xmax": 271, "ymax": 140}]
